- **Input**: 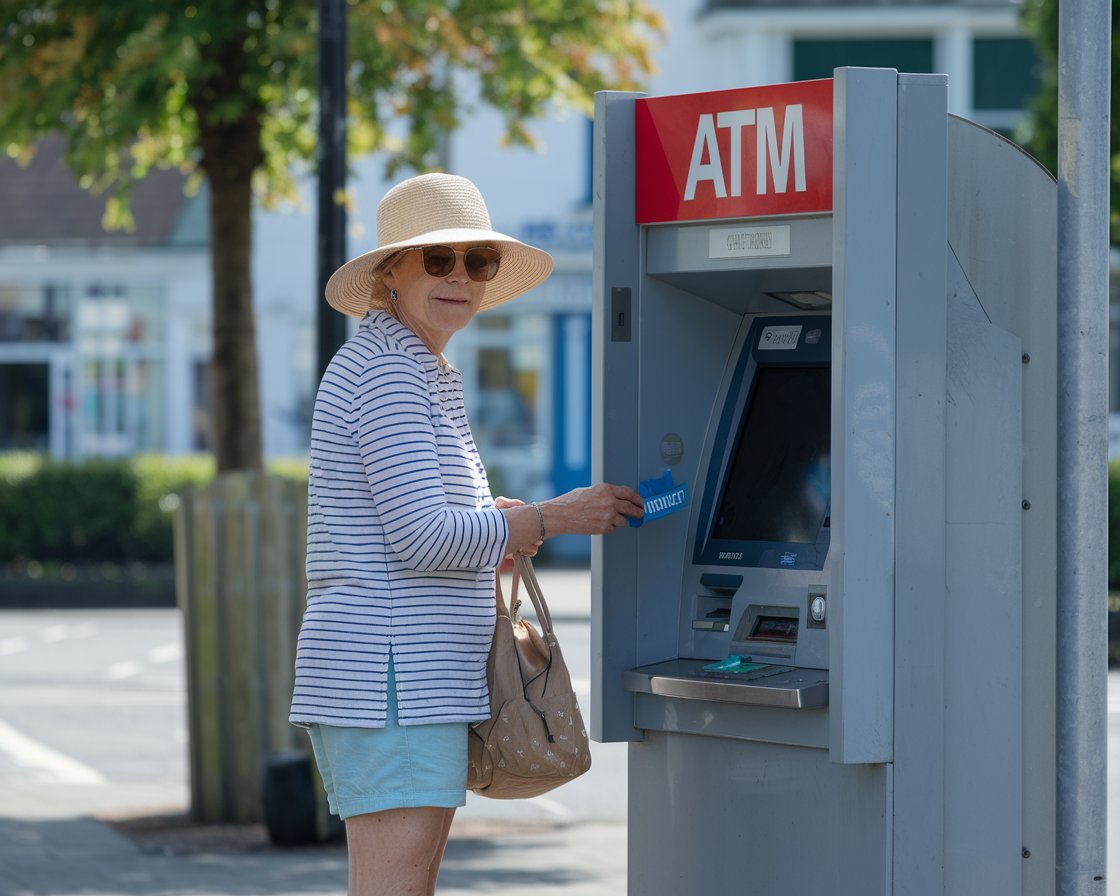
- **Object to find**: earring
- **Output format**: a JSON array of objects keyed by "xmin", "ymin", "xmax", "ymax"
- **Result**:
[{"xmin": 389, "ymin": 289, "xmax": 398, "ymax": 302}]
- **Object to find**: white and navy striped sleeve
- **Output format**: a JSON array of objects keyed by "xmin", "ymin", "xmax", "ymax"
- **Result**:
[{"xmin": 348, "ymin": 350, "xmax": 509, "ymax": 571}]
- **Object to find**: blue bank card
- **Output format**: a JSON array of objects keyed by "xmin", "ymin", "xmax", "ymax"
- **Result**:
[{"xmin": 628, "ymin": 470, "xmax": 689, "ymax": 528}]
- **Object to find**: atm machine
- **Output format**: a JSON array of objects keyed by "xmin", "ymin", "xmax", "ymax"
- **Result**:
[{"xmin": 592, "ymin": 69, "xmax": 1056, "ymax": 895}]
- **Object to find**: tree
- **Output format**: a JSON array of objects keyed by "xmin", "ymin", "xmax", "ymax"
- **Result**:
[
  {"xmin": 1019, "ymin": 0, "xmax": 1120, "ymax": 242},
  {"xmin": 0, "ymin": 1, "xmax": 662, "ymax": 471}
]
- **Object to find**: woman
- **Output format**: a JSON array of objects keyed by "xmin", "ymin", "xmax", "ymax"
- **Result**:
[{"xmin": 289, "ymin": 172, "xmax": 644, "ymax": 896}]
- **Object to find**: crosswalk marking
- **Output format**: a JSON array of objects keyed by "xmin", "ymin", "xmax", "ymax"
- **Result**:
[
  {"xmin": 1, "ymin": 623, "xmax": 98, "ymax": 657},
  {"xmin": 106, "ymin": 660, "xmax": 143, "ymax": 681},
  {"xmin": 0, "ymin": 637, "xmax": 28, "ymax": 656},
  {"xmin": 0, "ymin": 719, "xmax": 106, "ymax": 785},
  {"xmin": 146, "ymin": 642, "xmax": 183, "ymax": 664}
]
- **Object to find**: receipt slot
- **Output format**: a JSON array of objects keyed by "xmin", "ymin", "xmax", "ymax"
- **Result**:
[{"xmin": 592, "ymin": 69, "xmax": 1056, "ymax": 895}]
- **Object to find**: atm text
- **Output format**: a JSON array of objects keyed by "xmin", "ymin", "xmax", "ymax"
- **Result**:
[{"xmin": 685, "ymin": 104, "xmax": 807, "ymax": 202}]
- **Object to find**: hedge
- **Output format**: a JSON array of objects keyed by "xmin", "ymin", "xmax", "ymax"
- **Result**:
[{"xmin": 0, "ymin": 453, "xmax": 307, "ymax": 566}]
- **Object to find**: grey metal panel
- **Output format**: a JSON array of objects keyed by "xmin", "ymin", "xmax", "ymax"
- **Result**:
[
  {"xmin": 891, "ymin": 72, "xmax": 949, "ymax": 895},
  {"xmin": 647, "ymin": 216, "xmax": 832, "ymax": 274},
  {"xmin": 943, "ymin": 259, "xmax": 1024, "ymax": 894},
  {"xmin": 947, "ymin": 117, "xmax": 1057, "ymax": 893},
  {"xmin": 632, "ymin": 693, "xmax": 829, "ymax": 748},
  {"xmin": 592, "ymin": 91, "xmax": 646, "ymax": 744},
  {"xmin": 633, "ymin": 283, "xmax": 742, "ymax": 668},
  {"xmin": 646, "ymin": 216, "xmax": 832, "ymax": 313},
  {"xmin": 829, "ymin": 67, "xmax": 898, "ymax": 764},
  {"xmin": 628, "ymin": 734, "xmax": 891, "ymax": 895}
]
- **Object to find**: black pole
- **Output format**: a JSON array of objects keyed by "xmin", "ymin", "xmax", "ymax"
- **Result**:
[{"xmin": 316, "ymin": 0, "xmax": 349, "ymax": 382}]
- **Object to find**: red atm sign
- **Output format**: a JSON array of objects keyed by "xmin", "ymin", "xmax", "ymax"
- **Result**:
[{"xmin": 635, "ymin": 79, "xmax": 833, "ymax": 224}]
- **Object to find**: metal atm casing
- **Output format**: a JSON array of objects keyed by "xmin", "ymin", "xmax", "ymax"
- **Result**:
[{"xmin": 592, "ymin": 69, "xmax": 1056, "ymax": 895}]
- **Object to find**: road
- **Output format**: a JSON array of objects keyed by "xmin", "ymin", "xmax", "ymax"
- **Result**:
[
  {"xmin": 0, "ymin": 609, "xmax": 190, "ymax": 820},
  {"xmin": 0, "ymin": 596, "xmax": 1117, "ymax": 892},
  {"xmin": 0, "ymin": 598, "xmax": 628, "ymax": 828}
]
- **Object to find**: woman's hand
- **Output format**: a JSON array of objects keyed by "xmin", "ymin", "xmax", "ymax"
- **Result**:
[
  {"xmin": 541, "ymin": 483, "xmax": 644, "ymax": 536},
  {"xmin": 498, "ymin": 483, "xmax": 644, "ymax": 556}
]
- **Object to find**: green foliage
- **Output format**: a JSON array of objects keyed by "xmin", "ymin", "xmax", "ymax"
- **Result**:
[
  {"xmin": 130, "ymin": 453, "xmax": 215, "ymax": 559},
  {"xmin": 1105, "ymin": 457, "xmax": 1120, "ymax": 664},
  {"xmin": 266, "ymin": 456, "xmax": 313, "ymax": 483},
  {"xmin": 0, "ymin": 1, "xmax": 663, "ymax": 217},
  {"xmin": 0, "ymin": 453, "xmax": 308, "ymax": 565},
  {"xmin": 1110, "ymin": 460, "xmax": 1120, "ymax": 590},
  {"xmin": 0, "ymin": 458, "xmax": 138, "ymax": 562},
  {"xmin": 1018, "ymin": 0, "xmax": 1120, "ymax": 242},
  {"xmin": 0, "ymin": 2, "xmax": 315, "ymax": 219},
  {"xmin": 0, "ymin": 452, "xmax": 42, "ymax": 483}
]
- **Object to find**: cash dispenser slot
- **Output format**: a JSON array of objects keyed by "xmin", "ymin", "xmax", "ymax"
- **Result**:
[
  {"xmin": 731, "ymin": 604, "xmax": 798, "ymax": 661},
  {"xmin": 691, "ymin": 573, "xmax": 741, "ymax": 632}
]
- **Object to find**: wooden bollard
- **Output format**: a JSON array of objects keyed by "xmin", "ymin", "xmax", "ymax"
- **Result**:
[{"xmin": 173, "ymin": 471, "xmax": 311, "ymax": 825}]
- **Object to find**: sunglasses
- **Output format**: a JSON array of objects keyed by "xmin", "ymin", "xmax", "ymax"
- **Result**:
[{"xmin": 418, "ymin": 245, "xmax": 501, "ymax": 282}]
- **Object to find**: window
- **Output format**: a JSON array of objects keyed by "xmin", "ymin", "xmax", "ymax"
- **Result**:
[
  {"xmin": 793, "ymin": 38, "xmax": 935, "ymax": 82},
  {"xmin": 0, "ymin": 363, "xmax": 50, "ymax": 451},
  {"xmin": 460, "ymin": 313, "xmax": 549, "ymax": 500},
  {"xmin": 73, "ymin": 283, "xmax": 167, "ymax": 455},
  {"xmin": 972, "ymin": 37, "xmax": 1041, "ymax": 135},
  {"xmin": 973, "ymin": 38, "xmax": 1041, "ymax": 112},
  {"xmin": 0, "ymin": 283, "xmax": 72, "ymax": 342}
]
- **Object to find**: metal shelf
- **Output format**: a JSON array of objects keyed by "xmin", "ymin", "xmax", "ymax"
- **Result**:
[{"xmin": 623, "ymin": 658, "xmax": 829, "ymax": 709}]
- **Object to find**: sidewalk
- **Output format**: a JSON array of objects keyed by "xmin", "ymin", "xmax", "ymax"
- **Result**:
[
  {"xmin": 0, "ymin": 813, "xmax": 626, "ymax": 896},
  {"xmin": 0, "ymin": 566, "xmax": 628, "ymax": 896}
]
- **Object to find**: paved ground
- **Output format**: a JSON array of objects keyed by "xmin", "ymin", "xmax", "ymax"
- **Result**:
[{"xmin": 0, "ymin": 813, "xmax": 626, "ymax": 896}]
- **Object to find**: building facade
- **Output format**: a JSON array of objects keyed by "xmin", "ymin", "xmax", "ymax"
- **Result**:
[{"xmin": 0, "ymin": 137, "xmax": 212, "ymax": 459}]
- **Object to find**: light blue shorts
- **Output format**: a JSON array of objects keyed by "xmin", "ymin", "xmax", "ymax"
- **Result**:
[{"xmin": 306, "ymin": 658, "xmax": 468, "ymax": 819}]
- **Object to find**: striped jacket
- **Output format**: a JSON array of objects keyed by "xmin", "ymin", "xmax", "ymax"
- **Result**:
[{"xmin": 289, "ymin": 311, "xmax": 509, "ymax": 728}]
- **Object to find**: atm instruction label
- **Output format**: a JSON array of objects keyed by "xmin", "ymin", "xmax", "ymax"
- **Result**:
[
  {"xmin": 759, "ymin": 325, "xmax": 802, "ymax": 350},
  {"xmin": 709, "ymin": 224, "xmax": 791, "ymax": 259}
]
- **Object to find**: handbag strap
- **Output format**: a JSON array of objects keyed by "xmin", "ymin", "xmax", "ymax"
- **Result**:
[
  {"xmin": 511, "ymin": 552, "xmax": 555, "ymax": 635},
  {"xmin": 509, "ymin": 553, "xmax": 559, "ymax": 711},
  {"xmin": 494, "ymin": 563, "xmax": 514, "ymax": 619}
]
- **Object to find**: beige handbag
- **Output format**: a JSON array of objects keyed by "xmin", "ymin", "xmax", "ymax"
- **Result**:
[{"xmin": 467, "ymin": 553, "xmax": 592, "ymax": 799}]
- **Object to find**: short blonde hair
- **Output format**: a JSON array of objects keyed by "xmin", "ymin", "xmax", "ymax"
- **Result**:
[{"xmin": 368, "ymin": 250, "xmax": 407, "ymax": 312}]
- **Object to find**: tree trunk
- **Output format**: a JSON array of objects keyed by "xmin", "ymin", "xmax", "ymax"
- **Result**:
[
  {"xmin": 204, "ymin": 156, "xmax": 262, "ymax": 472},
  {"xmin": 193, "ymin": 36, "xmax": 264, "ymax": 473}
]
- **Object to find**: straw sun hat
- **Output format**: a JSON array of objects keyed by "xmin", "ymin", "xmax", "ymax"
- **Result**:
[{"xmin": 325, "ymin": 172, "xmax": 554, "ymax": 318}]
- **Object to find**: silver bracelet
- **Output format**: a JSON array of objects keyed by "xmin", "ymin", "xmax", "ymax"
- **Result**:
[{"xmin": 530, "ymin": 502, "xmax": 546, "ymax": 541}]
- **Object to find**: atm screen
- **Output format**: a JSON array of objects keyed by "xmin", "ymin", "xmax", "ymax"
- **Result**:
[{"xmin": 712, "ymin": 366, "xmax": 831, "ymax": 545}]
